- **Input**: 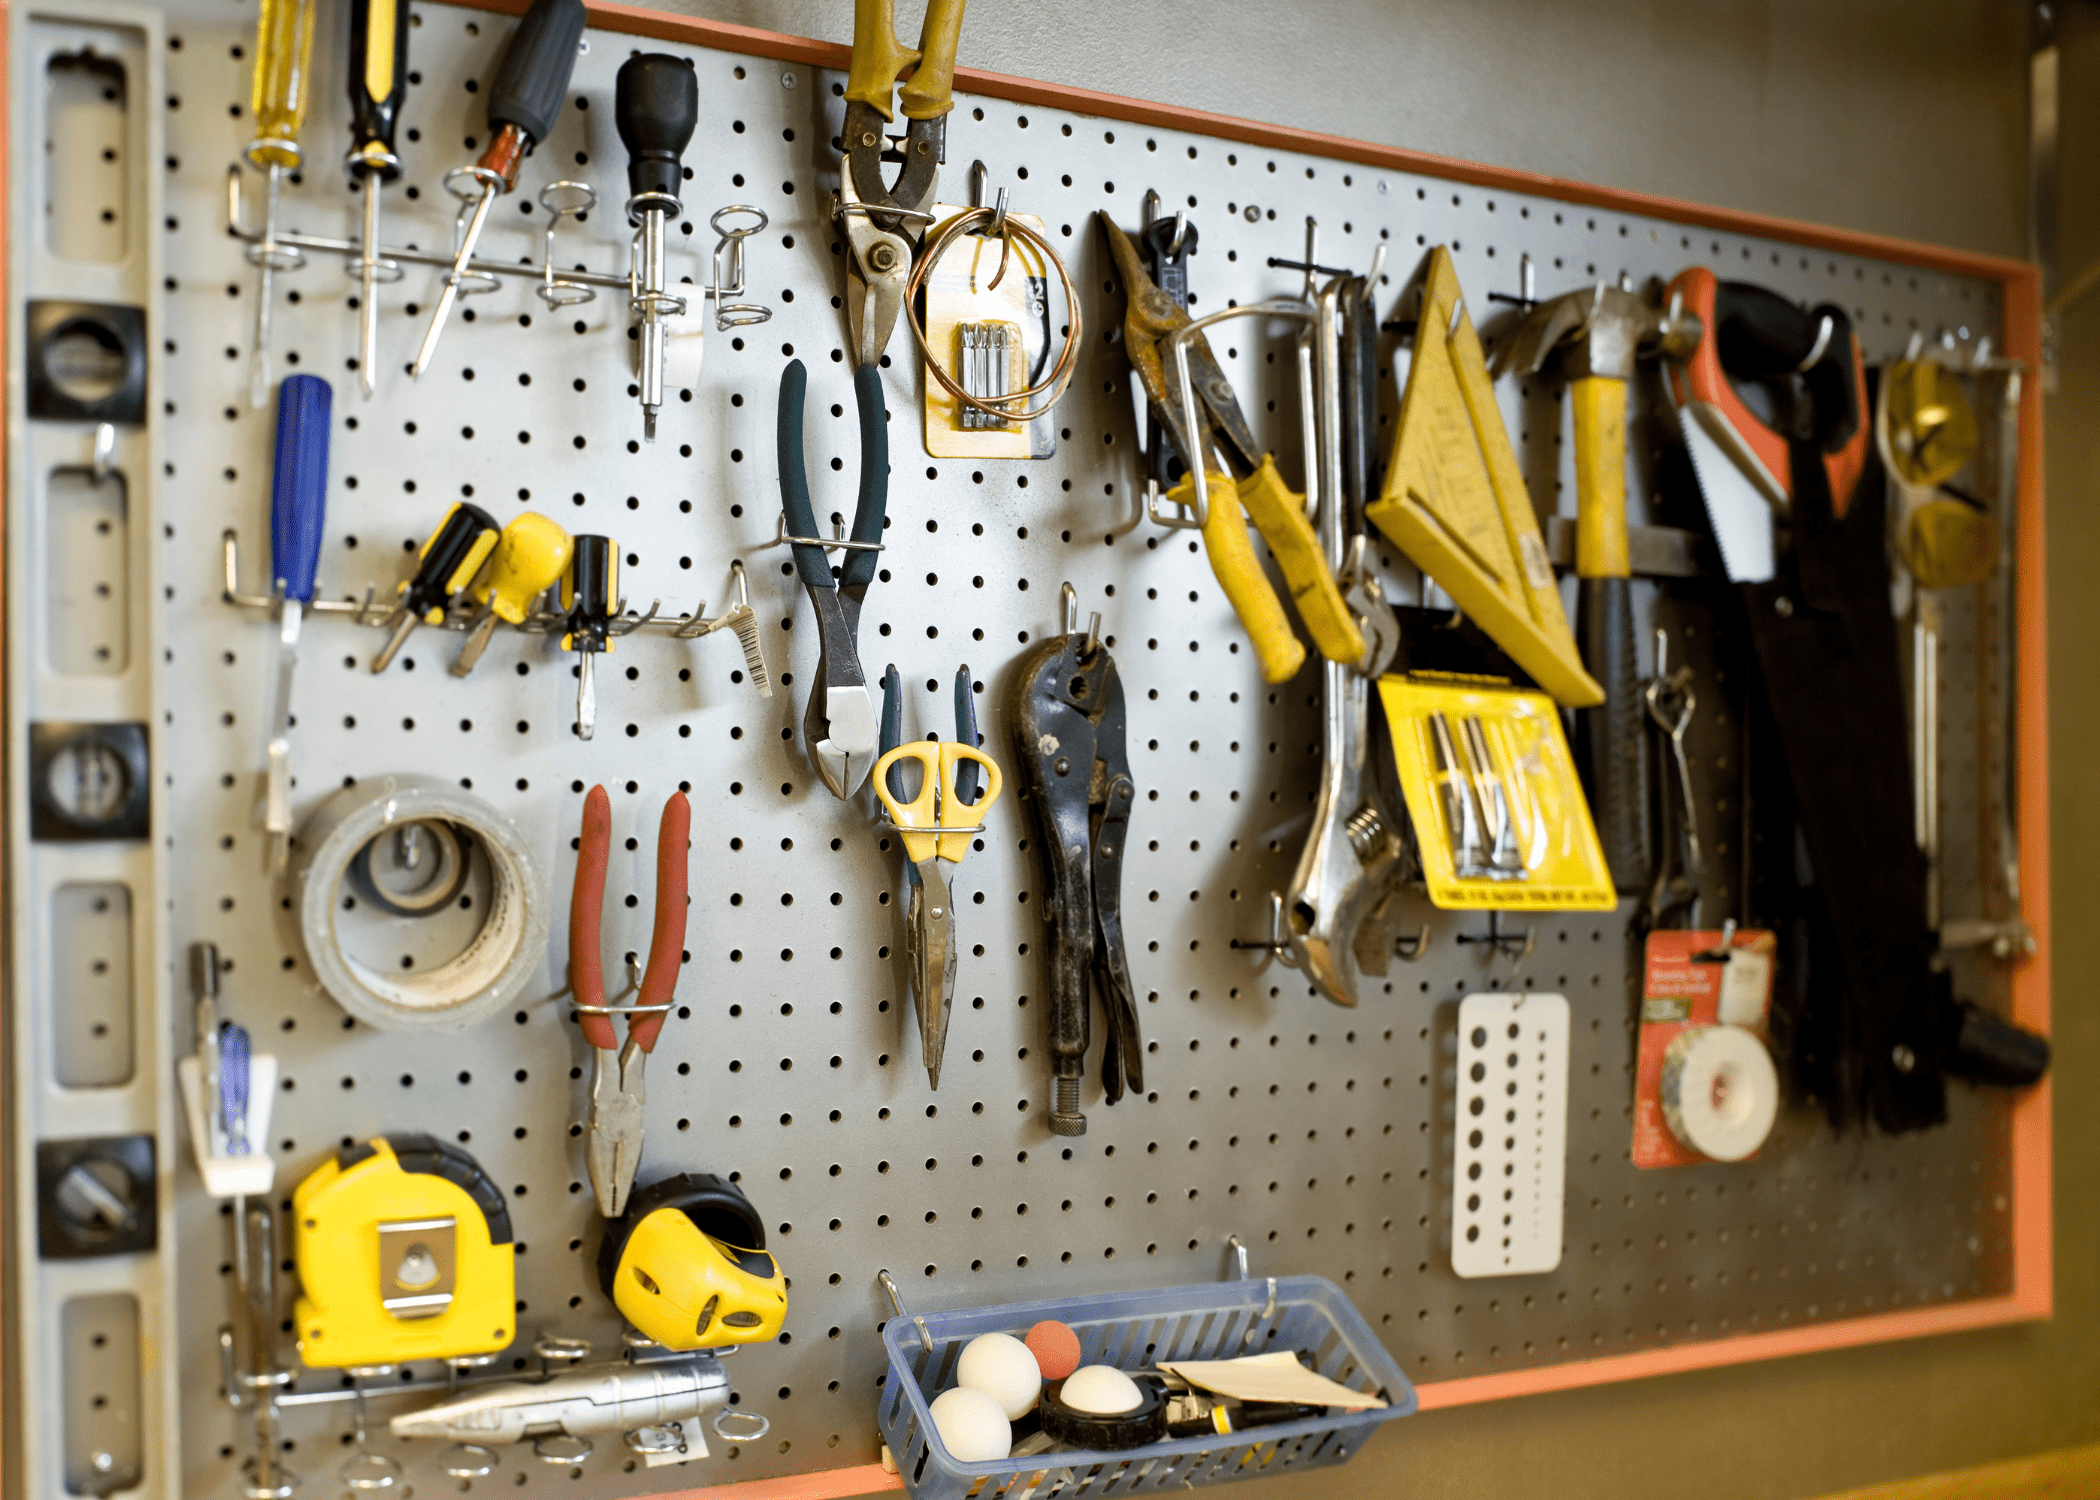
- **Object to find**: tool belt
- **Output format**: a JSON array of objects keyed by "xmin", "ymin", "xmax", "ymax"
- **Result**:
[{"xmin": 1010, "ymin": 626, "xmax": 1141, "ymax": 1132}]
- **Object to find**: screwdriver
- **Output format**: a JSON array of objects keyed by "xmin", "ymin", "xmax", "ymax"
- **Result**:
[
  {"xmin": 561, "ymin": 535, "xmax": 618, "ymax": 741},
  {"xmin": 244, "ymin": 0, "xmax": 319, "ymax": 410},
  {"xmin": 411, "ymin": 0, "xmax": 588, "ymax": 378},
  {"xmin": 264, "ymin": 374, "xmax": 331, "ymax": 873},
  {"xmin": 346, "ymin": 0, "xmax": 409, "ymax": 399},
  {"xmin": 370, "ymin": 502, "xmax": 500, "ymax": 673},
  {"xmin": 615, "ymin": 53, "xmax": 700, "ymax": 441},
  {"xmin": 452, "ymin": 512, "xmax": 573, "ymax": 677}
]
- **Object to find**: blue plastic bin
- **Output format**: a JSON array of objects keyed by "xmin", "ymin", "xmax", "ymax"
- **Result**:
[{"xmin": 877, "ymin": 1275, "xmax": 1415, "ymax": 1498}]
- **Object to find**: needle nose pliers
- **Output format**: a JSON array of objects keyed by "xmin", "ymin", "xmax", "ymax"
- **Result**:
[
  {"xmin": 569, "ymin": 784, "xmax": 690, "ymax": 1218},
  {"xmin": 778, "ymin": 358, "xmax": 888, "ymax": 798}
]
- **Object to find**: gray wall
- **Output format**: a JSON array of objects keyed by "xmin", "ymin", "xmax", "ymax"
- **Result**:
[{"xmin": 646, "ymin": 1, "xmax": 2092, "ymax": 1493}]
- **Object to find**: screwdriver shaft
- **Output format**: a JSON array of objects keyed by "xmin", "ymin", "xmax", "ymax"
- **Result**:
[
  {"xmin": 358, "ymin": 173, "xmax": 382, "ymax": 397},
  {"xmin": 412, "ymin": 185, "xmax": 496, "ymax": 377},
  {"xmin": 637, "ymin": 208, "xmax": 668, "ymax": 439},
  {"xmin": 265, "ymin": 600, "xmax": 303, "ymax": 869},
  {"xmin": 370, "ymin": 608, "xmax": 417, "ymax": 672},
  {"xmin": 248, "ymin": 165, "xmax": 283, "ymax": 410},
  {"xmin": 576, "ymin": 650, "xmax": 597, "ymax": 741},
  {"xmin": 451, "ymin": 600, "xmax": 500, "ymax": 677}
]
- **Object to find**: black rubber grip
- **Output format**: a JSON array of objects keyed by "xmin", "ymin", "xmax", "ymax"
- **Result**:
[
  {"xmin": 775, "ymin": 361, "xmax": 833, "ymax": 591},
  {"xmin": 486, "ymin": 0, "xmax": 587, "ymax": 147},
  {"xmin": 1580, "ymin": 576, "xmax": 1648, "ymax": 894},
  {"xmin": 839, "ymin": 361, "xmax": 889, "ymax": 594},
  {"xmin": 404, "ymin": 502, "xmax": 499, "ymax": 617},
  {"xmin": 615, "ymin": 53, "xmax": 699, "ymax": 200},
  {"xmin": 565, "ymin": 534, "xmax": 615, "ymax": 648},
  {"xmin": 1714, "ymin": 281, "xmax": 1823, "ymax": 379},
  {"xmin": 1942, "ymin": 1002, "xmax": 2051, "ymax": 1089},
  {"xmin": 346, "ymin": 0, "xmax": 410, "ymax": 173}
]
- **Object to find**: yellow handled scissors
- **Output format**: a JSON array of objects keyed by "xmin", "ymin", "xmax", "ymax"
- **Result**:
[{"xmin": 873, "ymin": 739, "xmax": 1002, "ymax": 1089}]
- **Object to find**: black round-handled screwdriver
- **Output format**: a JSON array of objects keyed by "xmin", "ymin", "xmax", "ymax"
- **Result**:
[
  {"xmin": 615, "ymin": 54, "xmax": 700, "ymax": 441},
  {"xmin": 346, "ymin": 0, "xmax": 409, "ymax": 398}
]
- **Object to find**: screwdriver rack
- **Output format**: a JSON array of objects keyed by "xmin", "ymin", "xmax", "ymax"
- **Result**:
[{"xmin": 4, "ymin": 1, "xmax": 2048, "ymax": 1498}]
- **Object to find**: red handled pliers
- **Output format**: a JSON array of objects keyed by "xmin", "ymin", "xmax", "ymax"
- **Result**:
[{"xmin": 570, "ymin": 784, "xmax": 690, "ymax": 1218}]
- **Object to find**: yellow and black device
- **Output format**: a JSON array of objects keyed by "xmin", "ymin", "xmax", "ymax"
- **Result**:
[
  {"xmin": 291, "ymin": 1134, "xmax": 516, "ymax": 1369},
  {"xmin": 597, "ymin": 1173, "xmax": 787, "ymax": 1351}
]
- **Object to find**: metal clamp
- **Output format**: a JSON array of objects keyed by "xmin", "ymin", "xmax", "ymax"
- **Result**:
[{"xmin": 769, "ymin": 514, "xmax": 886, "ymax": 554}]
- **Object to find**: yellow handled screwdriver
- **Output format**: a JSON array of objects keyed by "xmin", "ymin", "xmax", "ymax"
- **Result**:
[
  {"xmin": 371, "ymin": 503, "xmax": 501, "ymax": 673},
  {"xmin": 451, "ymin": 513, "xmax": 573, "ymax": 677},
  {"xmin": 245, "ymin": 0, "xmax": 319, "ymax": 410},
  {"xmin": 346, "ymin": 0, "xmax": 409, "ymax": 398}
]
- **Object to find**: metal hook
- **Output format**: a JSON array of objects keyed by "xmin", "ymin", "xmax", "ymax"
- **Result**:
[
  {"xmin": 876, "ymin": 1269, "xmax": 934, "ymax": 1352},
  {"xmin": 708, "ymin": 205, "xmax": 772, "ymax": 328},
  {"xmin": 971, "ymin": 160, "xmax": 990, "ymax": 210},
  {"xmin": 91, "ymin": 422, "xmax": 115, "ymax": 482}
]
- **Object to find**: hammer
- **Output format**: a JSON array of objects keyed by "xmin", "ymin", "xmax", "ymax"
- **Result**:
[{"xmin": 1502, "ymin": 285, "xmax": 1699, "ymax": 893}]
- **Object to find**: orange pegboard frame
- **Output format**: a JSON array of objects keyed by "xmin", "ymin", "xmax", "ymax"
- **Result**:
[{"xmin": 0, "ymin": 3, "xmax": 2048, "ymax": 1496}]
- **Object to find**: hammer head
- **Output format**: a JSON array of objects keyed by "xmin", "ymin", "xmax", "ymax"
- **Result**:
[{"xmin": 1499, "ymin": 284, "xmax": 1695, "ymax": 381}]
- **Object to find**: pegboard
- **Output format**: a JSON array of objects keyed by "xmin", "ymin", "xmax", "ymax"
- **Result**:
[{"xmin": 4, "ymin": 0, "xmax": 2028, "ymax": 1495}]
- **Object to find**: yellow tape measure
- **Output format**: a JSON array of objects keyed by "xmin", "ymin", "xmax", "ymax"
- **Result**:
[
  {"xmin": 598, "ymin": 1173, "xmax": 787, "ymax": 1351},
  {"xmin": 291, "ymin": 1135, "xmax": 516, "ymax": 1368}
]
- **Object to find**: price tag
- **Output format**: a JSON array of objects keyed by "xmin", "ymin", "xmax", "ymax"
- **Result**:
[{"xmin": 1718, "ymin": 945, "xmax": 1773, "ymax": 1026}]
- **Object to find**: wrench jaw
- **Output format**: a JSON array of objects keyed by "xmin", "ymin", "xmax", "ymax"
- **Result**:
[{"xmin": 1284, "ymin": 665, "xmax": 1378, "ymax": 1007}]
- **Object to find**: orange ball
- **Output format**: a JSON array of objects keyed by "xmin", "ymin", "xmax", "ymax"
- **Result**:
[{"xmin": 1024, "ymin": 1319, "xmax": 1082, "ymax": 1381}]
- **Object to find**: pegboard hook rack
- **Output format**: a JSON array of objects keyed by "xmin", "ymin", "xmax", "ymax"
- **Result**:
[
  {"xmin": 224, "ymin": 171, "xmax": 774, "ymax": 328},
  {"xmin": 1457, "ymin": 910, "xmax": 1536, "ymax": 965},
  {"xmin": 1059, "ymin": 581, "xmax": 1102, "ymax": 655},
  {"xmin": 221, "ymin": 530, "xmax": 390, "ymax": 624}
]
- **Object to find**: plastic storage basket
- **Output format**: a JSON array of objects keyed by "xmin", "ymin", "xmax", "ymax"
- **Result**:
[{"xmin": 877, "ymin": 1274, "xmax": 1415, "ymax": 1498}]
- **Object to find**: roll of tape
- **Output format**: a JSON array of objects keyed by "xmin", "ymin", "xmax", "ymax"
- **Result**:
[
  {"xmin": 1660, "ymin": 1025, "xmax": 1779, "ymax": 1162},
  {"xmin": 293, "ymin": 776, "xmax": 547, "ymax": 1033}
]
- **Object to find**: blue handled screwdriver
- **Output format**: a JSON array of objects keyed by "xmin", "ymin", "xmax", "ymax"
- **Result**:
[{"xmin": 264, "ymin": 374, "xmax": 331, "ymax": 872}]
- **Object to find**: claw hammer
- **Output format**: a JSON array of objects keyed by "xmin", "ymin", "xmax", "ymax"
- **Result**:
[{"xmin": 1503, "ymin": 286, "xmax": 1699, "ymax": 893}]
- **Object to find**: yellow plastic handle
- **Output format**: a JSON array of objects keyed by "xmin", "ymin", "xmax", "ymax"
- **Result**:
[
  {"xmin": 247, "ymin": 0, "xmax": 319, "ymax": 169},
  {"xmin": 899, "ymin": 0, "xmax": 966, "ymax": 120},
  {"xmin": 936, "ymin": 742, "xmax": 1001, "ymax": 862},
  {"xmin": 1170, "ymin": 469, "xmax": 1306, "ymax": 685},
  {"xmin": 1233, "ymin": 456, "xmax": 1366, "ymax": 666},
  {"xmin": 844, "ymin": 0, "xmax": 919, "ymax": 120},
  {"xmin": 478, "ymin": 514, "xmax": 575, "ymax": 624},
  {"xmin": 1569, "ymin": 376, "xmax": 1630, "ymax": 580},
  {"xmin": 874, "ymin": 741, "xmax": 1002, "ymax": 863}
]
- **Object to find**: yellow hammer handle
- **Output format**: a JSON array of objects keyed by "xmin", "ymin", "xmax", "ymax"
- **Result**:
[
  {"xmin": 899, "ymin": 0, "xmax": 965, "ymax": 120},
  {"xmin": 844, "ymin": 0, "xmax": 917, "ymax": 118},
  {"xmin": 1570, "ymin": 376, "xmax": 1630, "ymax": 580},
  {"xmin": 1169, "ymin": 470, "xmax": 1306, "ymax": 684},
  {"xmin": 1234, "ymin": 457, "xmax": 1367, "ymax": 665}
]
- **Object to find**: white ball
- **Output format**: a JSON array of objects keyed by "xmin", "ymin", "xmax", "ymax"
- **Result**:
[
  {"xmin": 929, "ymin": 1386, "xmax": 1012, "ymax": 1463},
  {"xmin": 956, "ymin": 1332, "xmax": 1043, "ymax": 1420},
  {"xmin": 1059, "ymin": 1364, "xmax": 1143, "ymax": 1414}
]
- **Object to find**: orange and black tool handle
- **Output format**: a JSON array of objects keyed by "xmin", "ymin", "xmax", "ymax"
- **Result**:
[
  {"xmin": 568, "ymin": 786, "xmax": 690, "ymax": 1054},
  {"xmin": 1667, "ymin": 267, "xmax": 1870, "ymax": 519}
]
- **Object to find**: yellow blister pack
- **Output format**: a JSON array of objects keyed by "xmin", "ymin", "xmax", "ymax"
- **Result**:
[
  {"xmin": 919, "ymin": 203, "xmax": 1058, "ymax": 460},
  {"xmin": 1378, "ymin": 677, "xmax": 1615, "ymax": 911}
]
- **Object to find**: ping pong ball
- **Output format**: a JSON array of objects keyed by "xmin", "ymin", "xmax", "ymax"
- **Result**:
[
  {"xmin": 957, "ymin": 1332, "xmax": 1042, "ymax": 1419},
  {"xmin": 1060, "ymin": 1364, "xmax": 1144, "ymax": 1414},
  {"xmin": 929, "ymin": 1386, "xmax": 1012, "ymax": 1462}
]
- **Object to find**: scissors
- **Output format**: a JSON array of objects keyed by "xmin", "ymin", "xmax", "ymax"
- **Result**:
[{"xmin": 874, "ymin": 673, "xmax": 1002, "ymax": 1090}]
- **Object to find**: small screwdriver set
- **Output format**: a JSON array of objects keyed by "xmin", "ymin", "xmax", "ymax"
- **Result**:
[{"xmin": 1, "ymin": 0, "xmax": 2052, "ymax": 1497}]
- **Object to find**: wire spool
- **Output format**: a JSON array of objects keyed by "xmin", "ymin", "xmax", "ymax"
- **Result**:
[
  {"xmin": 1659, "ymin": 1025, "xmax": 1780, "ymax": 1162},
  {"xmin": 292, "ymin": 776, "xmax": 547, "ymax": 1033}
]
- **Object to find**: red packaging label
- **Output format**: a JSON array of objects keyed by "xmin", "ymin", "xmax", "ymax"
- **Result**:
[{"xmin": 1631, "ymin": 928, "xmax": 1777, "ymax": 1168}]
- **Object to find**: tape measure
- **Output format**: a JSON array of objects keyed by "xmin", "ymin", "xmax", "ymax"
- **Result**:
[
  {"xmin": 597, "ymin": 1173, "xmax": 786, "ymax": 1351},
  {"xmin": 292, "ymin": 1134, "xmax": 515, "ymax": 1368}
]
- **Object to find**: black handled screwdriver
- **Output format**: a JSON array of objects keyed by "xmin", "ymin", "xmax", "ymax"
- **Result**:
[
  {"xmin": 371, "ymin": 502, "xmax": 500, "ymax": 672},
  {"xmin": 562, "ymin": 535, "xmax": 618, "ymax": 740},
  {"xmin": 615, "ymin": 54, "xmax": 700, "ymax": 440},
  {"xmin": 412, "ymin": 0, "xmax": 587, "ymax": 376},
  {"xmin": 346, "ymin": 0, "xmax": 409, "ymax": 398}
]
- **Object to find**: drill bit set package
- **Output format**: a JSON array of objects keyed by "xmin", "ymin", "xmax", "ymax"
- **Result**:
[{"xmin": 1377, "ymin": 678, "xmax": 1615, "ymax": 911}]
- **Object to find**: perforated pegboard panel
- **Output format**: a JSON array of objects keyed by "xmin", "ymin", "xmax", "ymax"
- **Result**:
[{"xmin": 115, "ymin": 2, "xmax": 2024, "ymax": 1493}]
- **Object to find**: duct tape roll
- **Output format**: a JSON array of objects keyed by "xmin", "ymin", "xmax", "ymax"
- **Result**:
[
  {"xmin": 1660, "ymin": 1025, "xmax": 1779, "ymax": 1162},
  {"xmin": 292, "ymin": 775, "xmax": 547, "ymax": 1033}
]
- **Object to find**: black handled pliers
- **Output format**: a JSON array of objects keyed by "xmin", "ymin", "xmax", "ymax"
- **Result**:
[{"xmin": 778, "ymin": 358, "xmax": 888, "ymax": 798}]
